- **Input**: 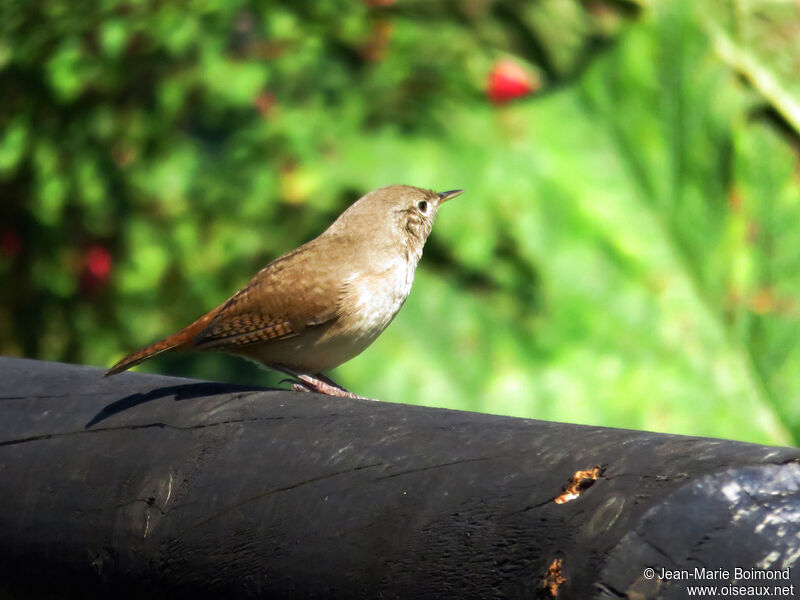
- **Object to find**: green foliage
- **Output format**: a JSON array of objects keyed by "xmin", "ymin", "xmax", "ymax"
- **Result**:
[{"xmin": 2, "ymin": 0, "xmax": 799, "ymax": 445}]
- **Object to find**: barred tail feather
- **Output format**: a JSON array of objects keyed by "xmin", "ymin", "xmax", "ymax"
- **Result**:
[
  {"xmin": 104, "ymin": 335, "xmax": 186, "ymax": 376},
  {"xmin": 105, "ymin": 306, "xmax": 224, "ymax": 377}
]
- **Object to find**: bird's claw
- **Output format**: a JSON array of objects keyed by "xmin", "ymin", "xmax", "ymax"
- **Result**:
[{"xmin": 274, "ymin": 366, "xmax": 372, "ymax": 400}]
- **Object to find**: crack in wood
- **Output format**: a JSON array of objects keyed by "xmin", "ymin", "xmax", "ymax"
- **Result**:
[
  {"xmin": 373, "ymin": 455, "xmax": 504, "ymax": 480},
  {"xmin": 187, "ymin": 462, "xmax": 386, "ymax": 529},
  {"xmin": 0, "ymin": 416, "xmax": 289, "ymax": 447}
]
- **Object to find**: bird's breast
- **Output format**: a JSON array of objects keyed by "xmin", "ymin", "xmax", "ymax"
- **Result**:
[{"xmin": 337, "ymin": 257, "xmax": 416, "ymax": 340}]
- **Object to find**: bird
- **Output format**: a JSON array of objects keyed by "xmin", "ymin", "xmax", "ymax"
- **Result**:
[{"xmin": 106, "ymin": 185, "xmax": 463, "ymax": 398}]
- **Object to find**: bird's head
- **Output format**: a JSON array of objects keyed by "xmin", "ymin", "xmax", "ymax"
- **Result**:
[{"xmin": 335, "ymin": 185, "xmax": 462, "ymax": 253}]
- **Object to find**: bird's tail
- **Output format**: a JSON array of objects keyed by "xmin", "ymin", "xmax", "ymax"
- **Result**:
[
  {"xmin": 105, "ymin": 308, "xmax": 222, "ymax": 377},
  {"xmin": 105, "ymin": 334, "xmax": 188, "ymax": 376}
]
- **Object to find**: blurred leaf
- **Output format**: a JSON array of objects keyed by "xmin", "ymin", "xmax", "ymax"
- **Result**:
[
  {"xmin": 705, "ymin": 0, "xmax": 800, "ymax": 135},
  {"xmin": 45, "ymin": 39, "xmax": 85, "ymax": 101},
  {"xmin": 0, "ymin": 118, "xmax": 27, "ymax": 173},
  {"xmin": 99, "ymin": 19, "xmax": 128, "ymax": 58}
]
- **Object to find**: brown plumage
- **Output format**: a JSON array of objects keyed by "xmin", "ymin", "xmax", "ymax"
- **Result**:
[
  {"xmin": 106, "ymin": 185, "xmax": 463, "ymax": 397},
  {"xmin": 105, "ymin": 308, "xmax": 223, "ymax": 375}
]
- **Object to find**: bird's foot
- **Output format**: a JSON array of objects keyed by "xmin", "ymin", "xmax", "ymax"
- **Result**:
[
  {"xmin": 276, "ymin": 368, "xmax": 371, "ymax": 400},
  {"xmin": 291, "ymin": 375, "xmax": 366, "ymax": 399}
]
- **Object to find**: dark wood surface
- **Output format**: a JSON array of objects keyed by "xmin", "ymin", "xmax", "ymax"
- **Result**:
[{"xmin": 0, "ymin": 357, "xmax": 798, "ymax": 598}]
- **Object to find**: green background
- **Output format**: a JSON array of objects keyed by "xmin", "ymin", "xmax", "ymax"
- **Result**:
[{"xmin": 2, "ymin": 0, "xmax": 800, "ymax": 446}]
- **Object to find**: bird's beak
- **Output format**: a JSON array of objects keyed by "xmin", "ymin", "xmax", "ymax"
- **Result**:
[{"xmin": 437, "ymin": 189, "xmax": 464, "ymax": 204}]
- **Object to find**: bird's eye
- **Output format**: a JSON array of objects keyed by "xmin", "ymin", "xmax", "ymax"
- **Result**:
[{"xmin": 417, "ymin": 200, "xmax": 428, "ymax": 213}]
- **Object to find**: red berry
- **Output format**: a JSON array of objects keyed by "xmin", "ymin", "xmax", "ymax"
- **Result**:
[
  {"xmin": 86, "ymin": 245, "xmax": 112, "ymax": 281},
  {"xmin": 487, "ymin": 59, "xmax": 537, "ymax": 104}
]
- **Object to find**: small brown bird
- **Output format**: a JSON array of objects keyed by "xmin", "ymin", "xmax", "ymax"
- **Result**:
[{"xmin": 106, "ymin": 185, "xmax": 463, "ymax": 398}]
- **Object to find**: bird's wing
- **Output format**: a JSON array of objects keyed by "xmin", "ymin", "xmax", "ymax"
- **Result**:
[{"xmin": 191, "ymin": 246, "xmax": 339, "ymax": 350}]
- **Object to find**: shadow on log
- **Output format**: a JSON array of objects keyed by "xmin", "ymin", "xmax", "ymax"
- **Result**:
[{"xmin": 0, "ymin": 357, "xmax": 798, "ymax": 599}]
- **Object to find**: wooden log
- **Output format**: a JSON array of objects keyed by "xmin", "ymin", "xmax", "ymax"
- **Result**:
[{"xmin": 0, "ymin": 356, "xmax": 798, "ymax": 599}]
